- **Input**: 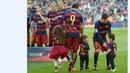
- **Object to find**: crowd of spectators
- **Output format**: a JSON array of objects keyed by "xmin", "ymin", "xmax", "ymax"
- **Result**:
[{"xmin": 28, "ymin": 0, "xmax": 128, "ymax": 27}]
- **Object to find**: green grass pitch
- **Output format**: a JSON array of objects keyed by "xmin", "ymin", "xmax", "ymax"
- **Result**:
[{"xmin": 28, "ymin": 28, "xmax": 128, "ymax": 73}]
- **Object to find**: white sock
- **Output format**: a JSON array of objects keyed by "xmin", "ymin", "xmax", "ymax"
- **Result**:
[
  {"xmin": 58, "ymin": 57, "xmax": 62, "ymax": 62},
  {"xmin": 54, "ymin": 60, "xmax": 58, "ymax": 67}
]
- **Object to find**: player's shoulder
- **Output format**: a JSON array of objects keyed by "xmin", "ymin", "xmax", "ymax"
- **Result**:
[
  {"xmin": 95, "ymin": 20, "xmax": 100, "ymax": 26},
  {"xmin": 107, "ymin": 20, "xmax": 111, "ymax": 23},
  {"xmin": 65, "ymin": 10, "xmax": 71, "ymax": 14},
  {"xmin": 47, "ymin": 11, "xmax": 52, "ymax": 14},
  {"xmin": 71, "ymin": 9, "xmax": 82, "ymax": 15},
  {"xmin": 109, "ymin": 41, "xmax": 116, "ymax": 45},
  {"xmin": 108, "ymin": 42, "xmax": 113, "ymax": 48},
  {"xmin": 48, "ymin": 11, "xmax": 56, "ymax": 14},
  {"xmin": 47, "ymin": 11, "xmax": 54, "ymax": 17},
  {"xmin": 64, "ymin": 10, "xmax": 71, "ymax": 16},
  {"xmin": 74, "ymin": 10, "xmax": 83, "ymax": 18},
  {"xmin": 112, "ymin": 41, "xmax": 116, "ymax": 45},
  {"xmin": 111, "ymin": 41, "xmax": 117, "ymax": 48},
  {"xmin": 31, "ymin": 13, "xmax": 38, "ymax": 18},
  {"xmin": 64, "ymin": 8, "xmax": 68, "ymax": 11},
  {"xmin": 106, "ymin": 20, "xmax": 111, "ymax": 25},
  {"xmin": 76, "ymin": 10, "xmax": 82, "ymax": 15}
]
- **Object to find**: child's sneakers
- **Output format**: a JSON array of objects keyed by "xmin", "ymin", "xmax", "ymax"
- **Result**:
[
  {"xmin": 106, "ymin": 66, "xmax": 112, "ymax": 70},
  {"xmin": 85, "ymin": 67, "xmax": 89, "ymax": 70},
  {"xmin": 54, "ymin": 67, "xmax": 59, "ymax": 72},
  {"xmin": 80, "ymin": 67, "xmax": 89, "ymax": 71},
  {"xmin": 93, "ymin": 64, "xmax": 98, "ymax": 70},
  {"xmin": 80, "ymin": 68, "xmax": 83, "ymax": 71},
  {"xmin": 109, "ymin": 67, "xmax": 117, "ymax": 72}
]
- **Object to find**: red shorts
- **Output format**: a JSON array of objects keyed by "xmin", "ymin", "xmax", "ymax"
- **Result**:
[
  {"xmin": 35, "ymin": 34, "xmax": 48, "ymax": 45},
  {"xmin": 93, "ymin": 42, "xmax": 108, "ymax": 52},
  {"xmin": 49, "ymin": 31, "xmax": 53, "ymax": 46},
  {"xmin": 27, "ymin": 34, "xmax": 30, "ymax": 45},
  {"xmin": 65, "ymin": 37, "xmax": 79, "ymax": 52}
]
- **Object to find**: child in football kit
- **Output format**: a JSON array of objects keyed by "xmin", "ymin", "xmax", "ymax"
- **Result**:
[
  {"xmin": 79, "ymin": 34, "xmax": 90, "ymax": 71},
  {"xmin": 104, "ymin": 34, "xmax": 117, "ymax": 72},
  {"xmin": 49, "ymin": 25, "xmax": 68, "ymax": 72}
]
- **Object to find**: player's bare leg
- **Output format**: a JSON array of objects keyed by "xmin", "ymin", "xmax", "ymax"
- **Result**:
[
  {"xmin": 94, "ymin": 49, "xmax": 100, "ymax": 70},
  {"xmin": 67, "ymin": 50, "xmax": 73, "ymax": 71},
  {"xmin": 93, "ymin": 42, "xmax": 102, "ymax": 70},
  {"xmin": 71, "ymin": 37, "xmax": 79, "ymax": 71},
  {"xmin": 71, "ymin": 52, "xmax": 77, "ymax": 71}
]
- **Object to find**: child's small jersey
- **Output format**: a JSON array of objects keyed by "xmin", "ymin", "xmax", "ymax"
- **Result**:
[
  {"xmin": 31, "ymin": 14, "xmax": 47, "ymax": 34},
  {"xmin": 47, "ymin": 11, "xmax": 57, "ymax": 31},
  {"xmin": 108, "ymin": 42, "xmax": 117, "ymax": 55},
  {"xmin": 64, "ymin": 9, "xmax": 83, "ymax": 37},
  {"xmin": 79, "ymin": 42, "xmax": 90, "ymax": 55}
]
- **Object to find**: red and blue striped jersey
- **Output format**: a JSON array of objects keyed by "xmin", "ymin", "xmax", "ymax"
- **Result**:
[
  {"xmin": 108, "ymin": 41, "xmax": 117, "ymax": 55},
  {"xmin": 31, "ymin": 14, "xmax": 47, "ymax": 34},
  {"xmin": 56, "ymin": 8, "xmax": 67, "ymax": 26},
  {"xmin": 79, "ymin": 42, "xmax": 90, "ymax": 56},
  {"xmin": 64, "ymin": 9, "xmax": 83, "ymax": 37},
  {"xmin": 47, "ymin": 11, "xmax": 57, "ymax": 31},
  {"xmin": 93, "ymin": 20, "xmax": 111, "ymax": 44}
]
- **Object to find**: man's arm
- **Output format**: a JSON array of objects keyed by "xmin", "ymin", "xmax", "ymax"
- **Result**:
[
  {"xmin": 105, "ymin": 44, "xmax": 112, "ymax": 54},
  {"xmin": 105, "ymin": 49, "xmax": 111, "ymax": 54},
  {"xmin": 80, "ymin": 22, "xmax": 83, "ymax": 34},
  {"xmin": 38, "ymin": 12, "xmax": 47, "ymax": 22},
  {"xmin": 108, "ymin": 21, "xmax": 112, "ymax": 34},
  {"xmin": 80, "ymin": 15, "xmax": 84, "ymax": 34}
]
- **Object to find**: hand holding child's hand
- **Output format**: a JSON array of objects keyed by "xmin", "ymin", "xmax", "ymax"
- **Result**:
[{"xmin": 103, "ymin": 42, "xmax": 108, "ymax": 48}]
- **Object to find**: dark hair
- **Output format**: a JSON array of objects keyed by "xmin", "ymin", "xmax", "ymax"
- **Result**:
[
  {"xmin": 108, "ymin": 34, "xmax": 115, "ymax": 41},
  {"xmin": 53, "ymin": 25, "xmax": 66, "ymax": 44},
  {"xmin": 102, "ymin": 13, "xmax": 108, "ymax": 19},
  {"xmin": 79, "ymin": 34, "xmax": 88, "ymax": 44},
  {"xmin": 72, "ymin": 3, "xmax": 79, "ymax": 9}
]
